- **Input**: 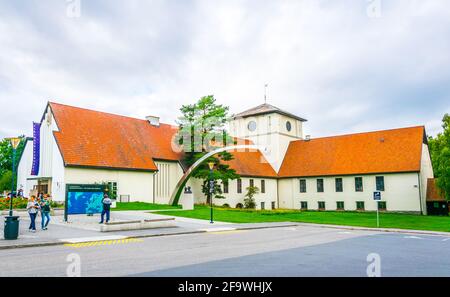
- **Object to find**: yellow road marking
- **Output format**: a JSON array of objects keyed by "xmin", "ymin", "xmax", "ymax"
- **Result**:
[{"xmin": 64, "ymin": 238, "xmax": 143, "ymax": 248}]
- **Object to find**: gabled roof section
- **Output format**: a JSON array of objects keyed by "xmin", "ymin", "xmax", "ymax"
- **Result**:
[
  {"xmin": 233, "ymin": 103, "xmax": 307, "ymax": 122},
  {"xmin": 48, "ymin": 102, "xmax": 276, "ymax": 176},
  {"xmin": 222, "ymin": 138, "xmax": 277, "ymax": 178},
  {"xmin": 49, "ymin": 102, "xmax": 181, "ymax": 171},
  {"xmin": 278, "ymin": 126, "xmax": 425, "ymax": 177}
]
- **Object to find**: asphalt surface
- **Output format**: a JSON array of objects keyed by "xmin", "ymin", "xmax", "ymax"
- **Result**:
[{"xmin": 0, "ymin": 225, "xmax": 449, "ymax": 277}]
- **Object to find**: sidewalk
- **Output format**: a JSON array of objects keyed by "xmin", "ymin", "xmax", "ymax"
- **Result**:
[{"xmin": 0, "ymin": 211, "xmax": 242, "ymax": 250}]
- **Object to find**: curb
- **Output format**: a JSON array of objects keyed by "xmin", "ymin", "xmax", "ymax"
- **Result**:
[
  {"xmin": 0, "ymin": 241, "xmax": 65, "ymax": 250},
  {"xmin": 294, "ymin": 222, "xmax": 450, "ymax": 237}
]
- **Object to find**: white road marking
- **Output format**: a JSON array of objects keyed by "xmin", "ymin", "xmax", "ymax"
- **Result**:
[
  {"xmin": 442, "ymin": 238, "xmax": 450, "ymax": 242},
  {"xmin": 404, "ymin": 236, "xmax": 423, "ymax": 240},
  {"xmin": 199, "ymin": 227, "xmax": 237, "ymax": 232},
  {"xmin": 20, "ymin": 235, "xmax": 38, "ymax": 239},
  {"xmin": 338, "ymin": 231, "xmax": 352, "ymax": 234},
  {"xmin": 60, "ymin": 235, "xmax": 128, "ymax": 243}
]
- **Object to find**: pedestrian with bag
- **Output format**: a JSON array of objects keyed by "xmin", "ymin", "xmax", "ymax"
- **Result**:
[
  {"xmin": 27, "ymin": 196, "xmax": 40, "ymax": 232},
  {"xmin": 40, "ymin": 194, "xmax": 51, "ymax": 230}
]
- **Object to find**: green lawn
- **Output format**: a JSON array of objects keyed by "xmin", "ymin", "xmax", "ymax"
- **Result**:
[
  {"xmin": 155, "ymin": 205, "xmax": 450, "ymax": 232},
  {"xmin": 113, "ymin": 202, "xmax": 181, "ymax": 211}
]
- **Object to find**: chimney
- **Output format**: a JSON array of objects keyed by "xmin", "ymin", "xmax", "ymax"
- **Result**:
[
  {"xmin": 304, "ymin": 135, "xmax": 311, "ymax": 141},
  {"xmin": 146, "ymin": 115, "xmax": 160, "ymax": 127}
]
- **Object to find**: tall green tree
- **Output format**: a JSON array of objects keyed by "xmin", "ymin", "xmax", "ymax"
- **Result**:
[
  {"xmin": 177, "ymin": 95, "xmax": 239, "ymax": 203},
  {"xmin": 0, "ymin": 136, "xmax": 26, "ymax": 192},
  {"xmin": 428, "ymin": 114, "xmax": 450, "ymax": 200}
]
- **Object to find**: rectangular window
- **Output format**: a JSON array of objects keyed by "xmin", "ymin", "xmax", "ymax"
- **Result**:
[
  {"xmin": 301, "ymin": 201, "xmax": 308, "ymax": 210},
  {"xmin": 376, "ymin": 176, "xmax": 385, "ymax": 191},
  {"xmin": 223, "ymin": 180, "xmax": 229, "ymax": 194},
  {"xmin": 261, "ymin": 202, "xmax": 265, "ymax": 210},
  {"xmin": 337, "ymin": 201, "xmax": 345, "ymax": 210},
  {"xmin": 261, "ymin": 180, "xmax": 266, "ymax": 193},
  {"xmin": 299, "ymin": 179, "xmax": 307, "ymax": 193},
  {"xmin": 271, "ymin": 201, "xmax": 276, "ymax": 210},
  {"xmin": 317, "ymin": 179, "xmax": 324, "ymax": 192},
  {"xmin": 107, "ymin": 182, "xmax": 118, "ymax": 199},
  {"xmin": 318, "ymin": 201, "xmax": 326, "ymax": 210},
  {"xmin": 250, "ymin": 179, "xmax": 254, "ymax": 188},
  {"xmin": 355, "ymin": 177, "xmax": 363, "ymax": 192},
  {"xmin": 335, "ymin": 178, "xmax": 343, "ymax": 192},
  {"xmin": 237, "ymin": 179, "xmax": 242, "ymax": 194},
  {"xmin": 378, "ymin": 201, "xmax": 387, "ymax": 211},
  {"xmin": 356, "ymin": 201, "xmax": 365, "ymax": 210}
]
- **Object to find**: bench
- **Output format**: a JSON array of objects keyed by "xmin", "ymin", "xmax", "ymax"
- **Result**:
[{"xmin": 100, "ymin": 218, "xmax": 176, "ymax": 232}]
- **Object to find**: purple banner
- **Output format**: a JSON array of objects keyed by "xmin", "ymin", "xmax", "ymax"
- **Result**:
[{"xmin": 31, "ymin": 122, "xmax": 41, "ymax": 176}]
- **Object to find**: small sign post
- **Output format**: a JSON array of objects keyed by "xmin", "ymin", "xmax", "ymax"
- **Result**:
[{"xmin": 373, "ymin": 191, "xmax": 381, "ymax": 227}]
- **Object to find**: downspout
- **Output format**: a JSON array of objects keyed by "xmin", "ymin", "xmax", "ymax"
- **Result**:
[
  {"xmin": 417, "ymin": 173, "xmax": 423, "ymax": 215},
  {"xmin": 153, "ymin": 172, "xmax": 156, "ymax": 204},
  {"xmin": 276, "ymin": 178, "xmax": 280, "ymax": 208}
]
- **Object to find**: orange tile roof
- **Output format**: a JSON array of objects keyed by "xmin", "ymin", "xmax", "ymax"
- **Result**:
[
  {"xmin": 278, "ymin": 126, "xmax": 425, "ymax": 177},
  {"xmin": 50, "ymin": 102, "xmax": 181, "ymax": 171},
  {"xmin": 222, "ymin": 138, "xmax": 277, "ymax": 178},
  {"xmin": 49, "ymin": 102, "xmax": 276, "ymax": 177},
  {"xmin": 426, "ymin": 178, "xmax": 445, "ymax": 201}
]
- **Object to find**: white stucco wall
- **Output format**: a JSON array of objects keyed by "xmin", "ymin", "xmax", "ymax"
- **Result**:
[
  {"xmin": 193, "ymin": 177, "xmax": 278, "ymax": 210},
  {"xmin": 279, "ymin": 173, "xmax": 422, "ymax": 212},
  {"xmin": 153, "ymin": 160, "xmax": 184, "ymax": 204},
  {"xmin": 39, "ymin": 107, "xmax": 58, "ymax": 178},
  {"xmin": 64, "ymin": 167, "xmax": 154, "ymax": 203},
  {"xmin": 50, "ymin": 136, "xmax": 65, "ymax": 202}
]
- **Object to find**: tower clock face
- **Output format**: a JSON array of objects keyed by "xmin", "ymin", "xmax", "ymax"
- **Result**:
[
  {"xmin": 248, "ymin": 121, "xmax": 257, "ymax": 131},
  {"xmin": 286, "ymin": 121, "xmax": 292, "ymax": 132}
]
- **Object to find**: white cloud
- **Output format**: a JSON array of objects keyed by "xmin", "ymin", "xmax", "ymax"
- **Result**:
[{"xmin": 0, "ymin": 0, "xmax": 449, "ymax": 139}]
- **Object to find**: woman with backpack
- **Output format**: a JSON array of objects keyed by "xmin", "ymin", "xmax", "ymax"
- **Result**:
[
  {"xmin": 27, "ymin": 196, "xmax": 40, "ymax": 232},
  {"xmin": 40, "ymin": 195, "xmax": 51, "ymax": 230}
]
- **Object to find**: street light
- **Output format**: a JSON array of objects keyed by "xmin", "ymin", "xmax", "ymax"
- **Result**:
[
  {"xmin": 208, "ymin": 161, "xmax": 215, "ymax": 224},
  {"xmin": 8, "ymin": 138, "xmax": 21, "ymax": 216},
  {"xmin": 4, "ymin": 137, "xmax": 21, "ymax": 240}
]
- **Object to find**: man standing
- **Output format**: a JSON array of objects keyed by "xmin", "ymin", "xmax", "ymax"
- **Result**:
[{"xmin": 99, "ymin": 194, "xmax": 112, "ymax": 224}]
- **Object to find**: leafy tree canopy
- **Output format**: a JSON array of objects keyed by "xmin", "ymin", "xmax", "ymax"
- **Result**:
[
  {"xmin": 177, "ymin": 95, "xmax": 239, "ymax": 202},
  {"xmin": 428, "ymin": 114, "xmax": 450, "ymax": 200}
]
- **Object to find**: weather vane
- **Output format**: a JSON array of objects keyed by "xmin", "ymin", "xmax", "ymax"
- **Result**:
[{"xmin": 264, "ymin": 83, "xmax": 269, "ymax": 104}]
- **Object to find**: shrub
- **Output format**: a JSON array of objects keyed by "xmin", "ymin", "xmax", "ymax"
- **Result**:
[
  {"xmin": 0, "ymin": 197, "xmax": 28, "ymax": 210},
  {"xmin": 243, "ymin": 186, "xmax": 259, "ymax": 209}
]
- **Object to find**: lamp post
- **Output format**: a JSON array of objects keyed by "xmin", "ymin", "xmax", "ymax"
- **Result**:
[
  {"xmin": 208, "ymin": 162, "xmax": 215, "ymax": 224},
  {"xmin": 9, "ymin": 138, "xmax": 21, "ymax": 216},
  {"xmin": 4, "ymin": 137, "xmax": 21, "ymax": 240}
]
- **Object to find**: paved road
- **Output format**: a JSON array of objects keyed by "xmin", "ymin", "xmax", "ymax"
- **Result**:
[{"xmin": 0, "ymin": 225, "xmax": 449, "ymax": 277}]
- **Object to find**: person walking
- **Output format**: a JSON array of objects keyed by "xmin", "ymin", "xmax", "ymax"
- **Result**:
[
  {"xmin": 27, "ymin": 196, "xmax": 40, "ymax": 232},
  {"xmin": 40, "ymin": 195, "xmax": 51, "ymax": 230},
  {"xmin": 99, "ymin": 194, "xmax": 112, "ymax": 224}
]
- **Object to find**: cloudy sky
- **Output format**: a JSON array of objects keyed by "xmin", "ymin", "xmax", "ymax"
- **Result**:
[{"xmin": 0, "ymin": 0, "xmax": 449, "ymax": 140}]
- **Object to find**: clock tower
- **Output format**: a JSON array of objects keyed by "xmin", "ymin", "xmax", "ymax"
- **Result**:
[{"xmin": 229, "ymin": 103, "xmax": 307, "ymax": 172}]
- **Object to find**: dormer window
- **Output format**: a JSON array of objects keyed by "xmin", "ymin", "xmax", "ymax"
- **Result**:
[
  {"xmin": 286, "ymin": 121, "xmax": 292, "ymax": 132},
  {"xmin": 248, "ymin": 121, "xmax": 257, "ymax": 132}
]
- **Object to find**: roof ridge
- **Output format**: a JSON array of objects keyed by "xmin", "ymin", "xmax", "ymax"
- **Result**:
[
  {"xmin": 49, "ymin": 101, "xmax": 177, "ymax": 128},
  {"xmin": 295, "ymin": 125, "xmax": 424, "ymax": 142}
]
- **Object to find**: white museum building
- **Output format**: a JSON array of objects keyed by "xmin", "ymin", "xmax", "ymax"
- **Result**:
[{"xmin": 17, "ymin": 101, "xmax": 434, "ymax": 214}]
